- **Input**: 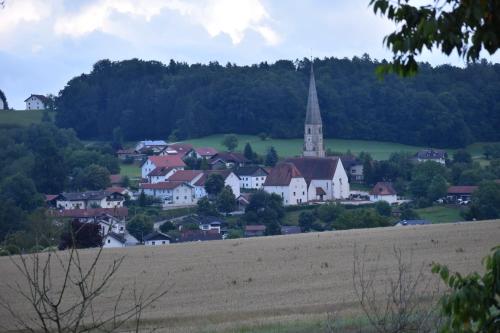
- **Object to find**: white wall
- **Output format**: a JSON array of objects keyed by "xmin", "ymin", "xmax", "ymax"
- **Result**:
[
  {"xmin": 370, "ymin": 194, "xmax": 398, "ymax": 204},
  {"xmin": 170, "ymin": 185, "xmax": 196, "ymax": 206},
  {"xmin": 307, "ymin": 179, "xmax": 332, "ymax": 201},
  {"xmin": 25, "ymin": 96, "xmax": 45, "ymax": 110},
  {"xmin": 240, "ymin": 175, "xmax": 267, "ymax": 189},
  {"xmin": 225, "ymin": 173, "xmax": 241, "ymax": 197},
  {"xmin": 332, "ymin": 159, "xmax": 350, "ymax": 199},
  {"xmin": 145, "ymin": 239, "xmax": 170, "ymax": 246},
  {"xmin": 103, "ymin": 236, "xmax": 125, "ymax": 248},
  {"xmin": 264, "ymin": 177, "xmax": 307, "ymax": 206}
]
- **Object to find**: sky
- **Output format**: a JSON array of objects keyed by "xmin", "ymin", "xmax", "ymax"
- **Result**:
[{"xmin": 1, "ymin": 0, "xmax": 499, "ymax": 109}]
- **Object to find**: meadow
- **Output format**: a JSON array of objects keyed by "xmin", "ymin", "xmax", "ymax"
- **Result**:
[
  {"xmin": 1, "ymin": 220, "xmax": 498, "ymax": 332},
  {"xmin": 0, "ymin": 110, "xmax": 53, "ymax": 126}
]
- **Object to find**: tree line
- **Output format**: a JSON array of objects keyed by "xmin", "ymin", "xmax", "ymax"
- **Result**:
[{"xmin": 55, "ymin": 56, "xmax": 500, "ymax": 148}]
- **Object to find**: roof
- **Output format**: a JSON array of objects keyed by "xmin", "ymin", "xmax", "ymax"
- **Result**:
[
  {"xmin": 263, "ymin": 162, "xmax": 303, "ymax": 186},
  {"xmin": 178, "ymin": 230, "xmax": 222, "ymax": 242},
  {"xmin": 370, "ymin": 182, "xmax": 397, "ymax": 196},
  {"xmin": 166, "ymin": 170, "xmax": 203, "ymax": 182},
  {"xmin": 194, "ymin": 170, "xmax": 234, "ymax": 186},
  {"xmin": 245, "ymin": 225, "xmax": 266, "ymax": 232},
  {"xmin": 24, "ymin": 94, "xmax": 49, "ymax": 103},
  {"xmin": 116, "ymin": 148, "xmax": 137, "ymax": 154},
  {"xmin": 143, "ymin": 155, "xmax": 186, "ymax": 168},
  {"xmin": 195, "ymin": 147, "xmax": 218, "ymax": 156},
  {"xmin": 58, "ymin": 190, "xmax": 123, "ymax": 201},
  {"xmin": 281, "ymin": 226, "xmax": 302, "ymax": 234},
  {"xmin": 167, "ymin": 143, "xmax": 194, "ymax": 157},
  {"xmin": 235, "ymin": 166, "xmax": 269, "ymax": 177},
  {"xmin": 148, "ymin": 166, "xmax": 176, "ymax": 177},
  {"xmin": 237, "ymin": 193, "xmax": 254, "ymax": 205},
  {"xmin": 109, "ymin": 174, "xmax": 123, "ymax": 184},
  {"xmin": 415, "ymin": 149, "xmax": 447, "ymax": 160},
  {"xmin": 340, "ymin": 155, "xmax": 362, "ymax": 169},
  {"xmin": 138, "ymin": 140, "xmax": 167, "ymax": 146},
  {"xmin": 284, "ymin": 157, "xmax": 340, "ymax": 185},
  {"xmin": 106, "ymin": 232, "xmax": 126, "ymax": 244},
  {"xmin": 144, "ymin": 231, "xmax": 171, "ymax": 241},
  {"xmin": 305, "ymin": 64, "xmax": 322, "ymax": 125},
  {"xmin": 48, "ymin": 207, "xmax": 129, "ymax": 218},
  {"xmin": 45, "ymin": 194, "xmax": 58, "ymax": 202},
  {"xmin": 447, "ymin": 186, "xmax": 478, "ymax": 194},
  {"xmin": 397, "ymin": 220, "xmax": 431, "ymax": 226},
  {"xmin": 105, "ymin": 186, "xmax": 127, "ymax": 194},
  {"xmin": 139, "ymin": 181, "xmax": 190, "ymax": 190},
  {"xmin": 209, "ymin": 152, "xmax": 249, "ymax": 164}
]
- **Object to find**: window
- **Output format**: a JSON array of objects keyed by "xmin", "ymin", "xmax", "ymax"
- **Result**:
[
  {"xmin": 308, "ymin": 128, "xmax": 311, "ymax": 134},
  {"xmin": 302, "ymin": 191, "xmax": 305, "ymax": 195},
  {"xmin": 293, "ymin": 192, "xmax": 296, "ymax": 196},
  {"xmin": 107, "ymin": 239, "xmax": 111, "ymax": 244},
  {"xmin": 162, "ymin": 241, "xmax": 166, "ymax": 244},
  {"xmin": 326, "ymin": 183, "xmax": 328, "ymax": 189},
  {"xmin": 152, "ymin": 241, "xmax": 156, "ymax": 245},
  {"xmin": 184, "ymin": 196, "xmax": 187, "ymax": 199}
]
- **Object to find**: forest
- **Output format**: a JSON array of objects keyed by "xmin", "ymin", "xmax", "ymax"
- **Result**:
[{"xmin": 55, "ymin": 56, "xmax": 500, "ymax": 148}]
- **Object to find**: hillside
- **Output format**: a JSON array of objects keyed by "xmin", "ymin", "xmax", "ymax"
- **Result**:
[
  {"xmin": 0, "ymin": 110, "xmax": 52, "ymax": 126},
  {"xmin": 1, "ymin": 220, "xmax": 499, "ymax": 332}
]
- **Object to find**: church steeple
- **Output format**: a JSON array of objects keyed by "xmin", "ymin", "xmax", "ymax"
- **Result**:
[{"xmin": 303, "ymin": 62, "xmax": 325, "ymax": 157}]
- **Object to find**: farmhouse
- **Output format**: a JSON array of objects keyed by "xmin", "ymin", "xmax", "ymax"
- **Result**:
[
  {"xmin": 245, "ymin": 225, "xmax": 266, "ymax": 237},
  {"xmin": 141, "ymin": 155, "xmax": 186, "ymax": 179},
  {"xmin": 341, "ymin": 155, "xmax": 364, "ymax": 183},
  {"xmin": 102, "ymin": 232, "xmax": 139, "ymax": 248},
  {"xmin": 413, "ymin": 149, "xmax": 447, "ymax": 165},
  {"xmin": 116, "ymin": 148, "xmax": 144, "ymax": 161},
  {"xmin": 143, "ymin": 231, "xmax": 171, "ymax": 246},
  {"xmin": 194, "ymin": 170, "xmax": 241, "ymax": 198},
  {"xmin": 139, "ymin": 181, "xmax": 195, "ymax": 207},
  {"xmin": 281, "ymin": 226, "xmax": 302, "ymax": 235},
  {"xmin": 447, "ymin": 185, "xmax": 478, "ymax": 203},
  {"xmin": 209, "ymin": 152, "xmax": 250, "ymax": 169},
  {"xmin": 263, "ymin": 162, "xmax": 308, "ymax": 206},
  {"xmin": 235, "ymin": 166, "xmax": 269, "ymax": 189},
  {"xmin": 369, "ymin": 182, "xmax": 398, "ymax": 204},
  {"xmin": 160, "ymin": 143, "xmax": 194, "ymax": 157},
  {"xmin": 24, "ymin": 94, "xmax": 49, "ymax": 110},
  {"xmin": 55, "ymin": 191, "xmax": 125, "ymax": 210},
  {"xmin": 135, "ymin": 140, "xmax": 167, "ymax": 154},
  {"xmin": 191, "ymin": 147, "xmax": 218, "ymax": 159}
]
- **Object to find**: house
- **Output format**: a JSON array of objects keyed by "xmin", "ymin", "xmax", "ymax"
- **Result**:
[
  {"xmin": 139, "ymin": 181, "xmax": 196, "ymax": 207},
  {"xmin": 189, "ymin": 147, "xmax": 219, "ymax": 160},
  {"xmin": 245, "ymin": 225, "xmax": 266, "ymax": 237},
  {"xmin": 143, "ymin": 231, "xmax": 171, "ymax": 246},
  {"xmin": 413, "ymin": 149, "xmax": 447, "ymax": 165},
  {"xmin": 176, "ymin": 214, "xmax": 225, "ymax": 234},
  {"xmin": 105, "ymin": 186, "xmax": 133, "ymax": 198},
  {"xmin": 369, "ymin": 182, "xmax": 398, "ymax": 204},
  {"xmin": 193, "ymin": 170, "xmax": 241, "ymax": 198},
  {"xmin": 284, "ymin": 157, "xmax": 350, "ymax": 201},
  {"xmin": 446, "ymin": 185, "xmax": 478, "ymax": 203},
  {"xmin": 237, "ymin": 193, "xmax": 253, "ymax": 211},
  {"xmin": 55, "ymin": 191, "xmax": 125, "ymax": 210},
  {"xmin": 160, "ymin": 143, "xmax": 194, "ymax": 158},
  {"xmin": 395, "ymin": 220, "xmax": 431, "ymax": 226},
  {"xmin": 116, "ymin": 148, "xmax": 145, "ymax": 161},
  {"xmin": 341, "ymin": 155, "xmax": 364, "ymax": 183},
  {"xmin": 102, "ymin": 232, "xmax": 139, "ymax": 248},
  {"xmin": 263, "ymin": 162, "xmax": 308, "ymax": 206},
  {"xmin": 209, "ymin": 152, "xmax": 250, "ymax": 169},
  {"xmin": 47, "ymin": 207, "xmax": 129, "ymax": 221},
  {"xmin": 235, "ymin": 166, "xmax": 269, "ymax": 189},
  {"xmin": 166, "ymin": 170, "xmax": 204, "ymax": 185},
  {"xmin": 281, "ymin": 226, "xmax": 302, "ymax": 235},
  {"xmin": 141, "ymin": 155, "xmax": 186, "ymax": 179},
  {"xmin": 25, "ymin": 94, "xmax": 49, "ymax": 110},
  {"xmin": 135, "ymin": 140, "xmax": 167, "ymax": 154},
  {"xmin": 146, "ymin": 166, "xmax": 177, "ymax": 184},
  {"xmin": 178, "ymin": 229, "xmax": 222, "ymax": 242}
]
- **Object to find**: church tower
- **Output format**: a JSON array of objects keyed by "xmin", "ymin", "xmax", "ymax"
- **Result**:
[{"xmin": 303, "ymin": 63, "xmax": 325, "ymax": 157}]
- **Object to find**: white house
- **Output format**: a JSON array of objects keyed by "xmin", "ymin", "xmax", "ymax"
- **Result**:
[
  {"xmin": 263, "ymin": 162, "xmax": 308, "ymax": 206},
  {"xmin": 284, "ymin": 157, "xmax": 350, "ymax": 201},
  {"xmin": 135, "ymin": 140, "xmax": 167, "ymax": 153},
  {"xmin": 235, "ymin": 166, "xmax": 269, "ymax": 190},
  {"xmin": 193, "ymin": 170, "xmax": 241, "ymax": 198},
  {"xmin": 102, "ymin": 232, "xmax": 139, "ymax": 248},
  {"xmin": 143, "ymin": 231, "xmax": 171, "ymax": 246},
  {"xmin": 369, "ymin": 182, "xmax": 398, "ymax": 204},
  {"xmin": 140, "ymin": 181, "xmax": 196, "ymax": 207},
  {"xmin": 413, "ymin": 149, "xmax": 447, "ymax": 165},
  {"xmin": 0, "ymin": 98, "xmax": 4, "ymax": 110},
  {"xmin": 141, "ymin": 155, "xmax": 186, "ymax": 179},
  {"xmin": 55, "ymin": 191, "xmax": 125, "ymax": 210},
  {"xmin": 25, "ymin": 94, "xmax": 48, "ymax": 110}
]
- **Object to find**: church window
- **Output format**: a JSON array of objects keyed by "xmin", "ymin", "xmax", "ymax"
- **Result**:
[
  {"xmin": 308, "ymin": 128, "xmax": 311, "ymax": 134},
  {"xmin": 319, "ymin": 127, "xmax": 322, "ymax": 134}
]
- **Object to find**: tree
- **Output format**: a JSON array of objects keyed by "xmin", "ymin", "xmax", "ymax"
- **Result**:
[
  {"xmin": 258, "ymin": 132, "xmax": 267, "ymax": 141},
  {"xmin": 265, "ymin": 146, "xmax": 278, "ymax": 167},
  {"xmin": 216, "ymin": 186, "xmax": 236, "ymax": 213},
  {"xmin": 243, "ymin": 142, "xmax": 255, "ymax": 161},
  {"xmin": 427, "ymin": 174, "xmax": 448, "ymax": 202},
  {"xmin": 453, "ymin": 149, "xmax": 472, "ymax": 164},
  {"xmin": 245, "ymin": 190, "xmax": 284, "ymax": 235},
  {"xmin": 59, "ymin": 220, "xmax": 102, "ymax": 249},
  {"xmin": 112, "ymin": 126, "xmax": 123, "ymax": 150},
  {"xmin": 222, "ymin": 134, "xmax": 238, "ymax": 151},
  {"xmin": 204, "ymin": 174, "xmax": 225, "ymax": 196},
  {"xmin": 0, "ymin": 173, "xmax": 42, "ymax": 211},
  {"xmin": 159, "ymin": 221, "xmax": 176, "ymax": 233},
  {"xmin": 298, "ymin": 211, "xmax": 316, "ymax": 232},
  {"xmin": 74, "ymin": 164, "xmax": 111, "ymax": 190},
  {"xmin": 370, "ymin": 0, "xmax": 500, "ymax": 76},
  {"xmin": 466, "ymin": 181, "xmax": 500, "ymax": 220},
  {"xmin": 432, "ymin": 246, "xmax": 500, "ymax": 333},
  {"xmin": 196, "ymin": 197, "xmax": 218, "ymax": 216},
  {"xmin": 127, "ymin": 214, "xmax": 153, "ymax": 242},
  {"xmin": 374, "ymin": 200, "xmax": 392, "ymax": 217},
  {"xmin": 0, "ymin": 89, "xmax": 8, "ymax": 109},
  {"xmin": 138, "ymin": 190, "xmax": 147, "ymax": 207}
]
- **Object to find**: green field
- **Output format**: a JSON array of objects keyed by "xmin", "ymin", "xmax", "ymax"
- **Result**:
[
  {"xmin": 415, "ymin": 205, "xmax": 464, "ymax": 224},
  {"xmin": 119, "ymin": 162, "xmax": 141, "ymax": 179},
  {"xmin": 0, "ymin": 110, "xmax": 54, "ymax": 126},
  {"xmin": 184, "ymin": 134, "xmax": 495, "ymax": 160}
]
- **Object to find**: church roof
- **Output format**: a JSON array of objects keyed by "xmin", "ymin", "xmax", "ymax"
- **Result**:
[
  {"xmin": 284, "ymin": 157, "xmax": 339, "ymax": 185},
  {"xmin": 263, "ymin": 162, "xmax": 303, "ymax": 186},
  {"xmin": 305, "ymin": 63, "xmax": 322, "ymax": 125}
]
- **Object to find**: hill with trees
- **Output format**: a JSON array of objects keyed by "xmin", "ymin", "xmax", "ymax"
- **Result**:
[{"xmin": 55, "ymin": 56, "xmax": 500, "ymax": 148}]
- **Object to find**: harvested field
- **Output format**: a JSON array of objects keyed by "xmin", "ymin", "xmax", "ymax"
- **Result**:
[{"xmin": 1, "ymin": 220, "xmax": 499, "ymax": 332}]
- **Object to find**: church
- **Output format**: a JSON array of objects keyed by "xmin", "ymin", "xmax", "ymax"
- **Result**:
[{"xmin": 263, "ymin": 63, "xmax": 349, "ymax": 205}]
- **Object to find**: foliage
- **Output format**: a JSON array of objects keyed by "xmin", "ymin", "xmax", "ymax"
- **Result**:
[
  {"xmin": 370, "ymin": 0, "xmax": 500, "ymax": 76},
  {"xmin": 59, "ymin": 220, "xmax": 102, "ymax": 249},
  {"xmin": 222, "ymin": 133, "xmax": 238, "ymax": 151},
  {"xmin": 410, "ymin": 161, "xmax": 448, "ymax": 204},
  {"xmin": 243, "ymin": 142, "xmax": 255, "ymax": 161},
  {"xmin": 159, "ymin": 221, "xmax": 176, "ymax": 233},
  {"xmin": 0, "ymin": 173, "xmax": 42, "ymax": 211},
  {"xmin": 205, "ymin": 174, "xmax": 225, "ymax": 196},
  {"xmin": 453, "ymin": 149, "xmax": 472, "ymax": 164},
  {"xmin": 72, "ymin": 164, "xmax": 111, "ymax": 190},
  {"xmin": 216, "ymin": 186, "xmax": 237, "ymax": 213},
  {"xmin": 333, "ymin": 209, "xmax": 391, "ymax": 230},
  {"xmin": 432, "ymin": 246, "xmax": 500, "ymax": 333},
  {"xmin": 298, "ymin": 211, "xmax": 316, "ymax": 232},
  {"xmin": 245, "ymin": 190, "xmax": 285, "ymax": 235},
  {"xmin": 483, "ymin": 144, "xmax": 500, "ymax": 160},
  {"xmin": 196, "ymin": 197, "xmax": 219, "ymax": 216},
  {"xmin": 265, "ymin": 146, "xmax": 279, "ymax": 167},
  {"xmin": 126, "ymin": 214, "xmax": 153, "ymax": 242},
  {"xmin": 465, "ymin": 181, "xmax": 500, "ymax": 220},
  {"xmin": 0, "ymin": 89, "xmax": 8, "ymax": 109},
  {"xmin": 55, "ymin": 58, "xmax": 500, "ymax": 148},
  {"xmin": 399, "ymin": 203, "xmax": 421, "ymax": 221},
  {"xmin": 375, "ymin": 200, "xmax": 392, "ymax": 217},
  {"xmin": 427, "ymin": 175, "xmax": 448, "ymax": 202}
]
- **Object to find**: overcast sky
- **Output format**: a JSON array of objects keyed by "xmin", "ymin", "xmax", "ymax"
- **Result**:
[{"xmin": 1, "ymin": 0, "xmax": 499, "ymax": 109}]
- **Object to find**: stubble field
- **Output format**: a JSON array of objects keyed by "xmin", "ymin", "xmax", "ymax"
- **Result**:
[{"xmin": 1, "ymin": 220, "xmax": 499, "ymax": 332}]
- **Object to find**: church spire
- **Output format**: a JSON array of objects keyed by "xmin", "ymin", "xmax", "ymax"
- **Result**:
[
  {"xmin": 303, "ymin": 61, "xmax": 325, "ymax": 158},
  {"xmin": 305, "ymin": 63, "xmax": 322, "ymax": 125}
]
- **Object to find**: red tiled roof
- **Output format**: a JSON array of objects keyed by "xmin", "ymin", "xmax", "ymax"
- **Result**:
[
  {"xmin": 370, "ymin": 182, "xmax": 397, "ymax": 195},
  {"xmin": 106, "ymin": 186, "xmax": 127, "ymax": 194},
  {"xmin": 195, "ymin": 147, "xmax": 218, "ymax": 156},
  {"xmin": 48, "ymin": 207, "xmax": 128, "ymax": 218},
  {"xmin": 209, "ymin": 152, "xmax": 249, "ymax": 164},
  {"xmin": 194, "ymin": 170, "xmax": 233, "ymax": 186},
  {"xmin": 45, "ymin": 194, "xmax": 58, "ymax": 202},
  {"xmin": 140, "ymin": 181, "xmax": 186, "ymax": 190},
  {"xmin": 285, "ymin": 157, "xmax": 340, "ymax": 185},
  {"xmin": 167, "ymin": 143, "xmax": 194, "ymax": 157},
  {"xmin": 148, "ymin": 166, "xmax": 175, "ymax": 177},
  {"xmin": 447, "ymin": 186, "xmax": 478, "ymax": 194},
  {"xmin": 167, "ymin": 170, "xmax": 203, "ymax": 182},
  {"xmin": 263, "ymin": 162, "xmax": 303, "ymax": 186},
  {"xmin": 109, "ymin": 174, "xmax": 123, "ymax": 184},
  {"xmin": 147, "ymin": 155, "xmax": 186, "ymax": 169}
]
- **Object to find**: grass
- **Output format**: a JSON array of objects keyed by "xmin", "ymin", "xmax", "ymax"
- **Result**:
[
  {"xmin": 119, "ymin": 162, "xmax": 141, "ymax": 179},
  {"xmin": 184, "ymin": 134, "xmax": 499, "ymax": 160},
  {"xmin": 0, "ymin": 110, "xmax": 54, "ymax": 126},
  {"xmin": 415, "ymin": 205, "xmax": 464, "ymax": 224}
]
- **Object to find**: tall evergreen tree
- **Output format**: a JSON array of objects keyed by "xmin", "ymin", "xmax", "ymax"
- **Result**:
[{"xmin": 265, "ymin": 147, "xmax": 279, "ymax": 167}]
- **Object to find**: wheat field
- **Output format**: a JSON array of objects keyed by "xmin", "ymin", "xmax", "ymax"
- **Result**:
[{"xmin": 1, "ymin": 220, "xmax": 499, "ymax": 332}]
